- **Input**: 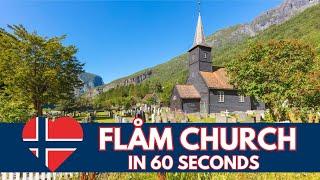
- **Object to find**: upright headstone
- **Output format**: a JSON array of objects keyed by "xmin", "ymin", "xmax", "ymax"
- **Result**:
[
  {"xmin": 155, "ymin": 115, "xmax": 162, "ymax": 123},
  {"xmin": 161, "ymin": 112, "xmax": 168, "ymax": 123},
  {"xmin": 216, "ymin": 114, "xmax": 226, "ymax": 123},
  {"xmin": 167, "ymin": 113, "xmax": 174, "ymax": 122},
  {"xmin": 238, "ymin": 113, "xmax": 247, "ymax": 122},
  {"xmin": 255, "ymin": 114, "xmax": 261, "ymax": 123},
  {"xmin": 151, "ymin": 113, "xmax": 156, "ymax": 123}
]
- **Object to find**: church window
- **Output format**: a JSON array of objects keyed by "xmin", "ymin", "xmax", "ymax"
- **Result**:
[
  {"xmin": 204, "ymin": 52, "xmax": 207, "ymax": 59},
  {"xmin": 239, "ymin": 95, "xmax": 245, "ymax": 103},
  {"xmin": 218, "ymin": 91, "xmax": 224, "ymax": 102}
]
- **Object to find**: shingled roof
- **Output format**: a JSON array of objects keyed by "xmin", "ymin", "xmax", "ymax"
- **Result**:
[
  {"xmin": 175, "ymin": 85, "xmax": 201, "ymax": 99},
  {"xmin": 199, "ymin": 68, "xmax": 234, "ymax": 90}
]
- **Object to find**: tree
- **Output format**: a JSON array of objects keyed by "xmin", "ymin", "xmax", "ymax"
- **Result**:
[
  {"xmin": 0, "ymin": 25, "xmax": 84, "ymax": 116},
  {"xmin": 55, "ymin": 97, "xmax": 77, "ymax": 115},
  {"xmin": 227, "ymin": 40, "xmax": 320, "ymax": 121},
  {"xmin": 0, "ymin": 92, "xmax": 33, "ymax": 122}
]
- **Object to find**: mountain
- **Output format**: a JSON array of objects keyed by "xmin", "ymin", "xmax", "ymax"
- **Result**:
[
  {"xmin": 208, "ymin": 0, "xmax": 320, "ymax": 65},
  {"xmin": 76, "ymin": 72, "xmax": 104, "ymax": 96},
  {"xmin": 98, "ymin": 0, "xmax": 320, "ymax": 98}
]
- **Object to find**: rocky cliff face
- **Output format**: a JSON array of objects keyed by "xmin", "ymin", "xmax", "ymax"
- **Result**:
[
  {"xmin": 207, "ymin": 0, "xmax": 320, "ymax": 48},
  {"xmin": 102, "ymin": 70, "xmax": 152, "ymax": 92},
  {"xmin": 75, "ymin": 72, "xmax": 104, "ymax": 96},
  {"xmin": 250, "ymin": 0, "xmax": 320, "ymax": 33},
  {"xmin": 95, "ymin": 0, "xmax": 320, "ymax": 95}
]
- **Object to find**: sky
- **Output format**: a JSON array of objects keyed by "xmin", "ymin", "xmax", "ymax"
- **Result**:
[{"xmin": 0, "ymin": 0, "xmax": 282, "ymax": 83}]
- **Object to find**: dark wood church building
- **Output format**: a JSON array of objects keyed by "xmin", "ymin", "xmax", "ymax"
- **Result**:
[{"xmin": 170, "ymin": 13, "xmax": 264, "ymax": 114}]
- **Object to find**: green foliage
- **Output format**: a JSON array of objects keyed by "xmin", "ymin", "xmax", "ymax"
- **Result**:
[
  {"xmin": 215, "ymin": 4, "xmax": 320, "ymax": 66},
  {"xmin": 99, "ymin": 172, "xmax": 320, "ymax": 180},
  {"xmin": 0, "ymin": 25, "xmax": 83, "ymax": 120},
  {"xmin": 0, "ymin": 93, "xmax": 33, "ymax": 122},
  {"xmin": 227, "ymin": 40, "xmax": 320, "ymax": 121},
  {"xmin": 94, "ymin": 66, "xmax": 188, "ymax": 109},
  {"xmin": 98, "ymin": 5, "xmax": 320, "ymax": 109}
]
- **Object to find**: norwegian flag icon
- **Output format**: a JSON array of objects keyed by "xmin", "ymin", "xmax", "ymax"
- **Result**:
[{"xmin": 22, "ymin": 117, "xmax": 83, "ymax": 172}]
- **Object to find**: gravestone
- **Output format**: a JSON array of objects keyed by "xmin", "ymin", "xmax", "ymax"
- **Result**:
[
  {"xmin": 216, "ymin": 114, "xmax": 227, "ymax": 123},
  {"xmin": 151, "ymin": 113, "xmax": 156, "ymax": 123},
  {"xmin": 167, "ymin": 113, "xmax": 175, "ymax": 122},
  {"xmin": 161, "ymin": 113, "xmax": 168, "ymax": 123},
  {"xmin": 255, "ymin": 114, "xmax": 261, "ymax": 123},
  {"xmin": 181, "ymin": 115, "xmax": 188, "ymax": 123},
  {"xmin": 238, "ymin": 112, "xmax": 247, "ymax": 122},
  {"xmin": 155, "ymin": 115, "xmax": 162, "ymax": 123}
]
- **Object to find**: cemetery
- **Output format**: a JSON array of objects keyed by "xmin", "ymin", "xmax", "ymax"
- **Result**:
[
  {"xmin": 52, "ymin": 100, "xmax": 319, "ymax": 124},
  {"xmin": 68, "ymin": 106, "xmax": 267, "ymax": 124},
  {"xmin": 0, "ymin": 0, "xmax": 319, "ymax": 179}
]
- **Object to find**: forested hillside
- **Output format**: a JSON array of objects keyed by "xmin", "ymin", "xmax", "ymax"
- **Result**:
[
  {"xmin": 216, "ymin": 4, "xmax": 320, "ymax": 65},
  {"xmin": 94, "ymin": 4, "xmax": 320, "ymax": 108},
  {"xmin": 102, "ymin": 0, "xmax": 320, "ymax": 90}
]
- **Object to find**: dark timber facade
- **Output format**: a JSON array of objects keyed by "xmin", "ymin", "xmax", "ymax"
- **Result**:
[{"xmin": 170, "ymin": 13, "xmax": 265, "ymax": 114}]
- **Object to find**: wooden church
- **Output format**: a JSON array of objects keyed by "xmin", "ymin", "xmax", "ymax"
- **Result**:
[{"xmin": 170, "ymin": 13, "xmax": 264, "ymax": 114}]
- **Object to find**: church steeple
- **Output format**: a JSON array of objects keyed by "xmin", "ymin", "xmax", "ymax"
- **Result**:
[
  {"xmin": 193, "ymin": 13, "xmax": 207, "ymax": 47},
  {"xmin": 189, "ymin": 1, "xmax": 211, "ymax": 52},
  {"xmin": 187, "ymin": 1, "xmax": 212, "ymax": 73}
]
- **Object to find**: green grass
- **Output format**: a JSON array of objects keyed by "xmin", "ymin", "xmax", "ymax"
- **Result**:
[
  {"xmin": 95, "ymin": 117, "xmax": 115, "ymax": 123},
  {"xmin": 97, "ymin": 173, "xmax": 320, "ymax": 180},
  {"xmin": 187, "ymin": 114, "xmax": 216, "ymax": 123},
  {"xmin": 95, "ymin": 111, "xmax": 115, "ymax": 123},
  {"xmin": 74, "ymin": 111, "xmax": 116, "ymax": 123}
]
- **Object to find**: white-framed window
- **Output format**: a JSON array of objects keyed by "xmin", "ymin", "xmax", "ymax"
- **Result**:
[
  {"xmin": 239, "ymin": 95, "xmax": 245, "ymax": 103},
  {"xmin": 204, "ymin": 52, "xmax": 207, "ymax": 59},
  {"xmin": 218, "ymin": 91, "xmax": 224, "ymax": 103}
]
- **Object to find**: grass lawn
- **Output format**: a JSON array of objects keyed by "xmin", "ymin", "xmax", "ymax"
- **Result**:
[
  {"xmin": 95, "ymin": 117, "xmax": 115, "ymax": 123},
  {"xmin": 74, "ymin": 111, "xmax": 115, "ymax": 123},
  {"xmin": 98, "ymin": 173, "xmax": 320, "ymax": 180},
  {"xmin": 187, "ymin": 114, "xmax": 216, "ymax": 123},
  {"xmin": 95, "ymin": 112, "xmax": 115, "ymax": 123}
]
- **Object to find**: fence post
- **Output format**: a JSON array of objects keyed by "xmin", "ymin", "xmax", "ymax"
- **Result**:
[
  {"xmin": 8, "ymin": 173, "xmax": 13, "ymax": 180},
  {"xmin": 40, "ymin": 173, "xmax": 45, "ymax": 180},
  {"xmin": 34, "ymin": 173, "xmax": 39, "ymax": 180},
  {"xmin": 15, "ymin": 172, "xmax": 20, "ymax": 180},
  {"xmin": 46, "ymin": 173, "xmax": 52, "ymax": 180},
  {"xmin": 22, "ymin": 173, "xmax": 27, "ymax": 180},
  {"xmin": 28, "ymin": 172, "xmax": 33, "ymax": 180},
  {"xmin": 2, "ymin": 173, "xmax": 8, "ymax": 180}
]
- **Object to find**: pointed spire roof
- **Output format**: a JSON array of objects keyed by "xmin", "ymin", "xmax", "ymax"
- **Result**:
[
  {"xmin": 189, "ymin": 12, "xmax": 211, "ymax": 51},
  {"xmin": 193, "ymin": 13, "xmax": 206, "ymax": 46}
]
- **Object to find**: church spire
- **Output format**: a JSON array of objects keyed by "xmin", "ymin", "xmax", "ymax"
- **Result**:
[{"xmin": 193, "ymin": 1, "xmax": 207, "ymax": 47}]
